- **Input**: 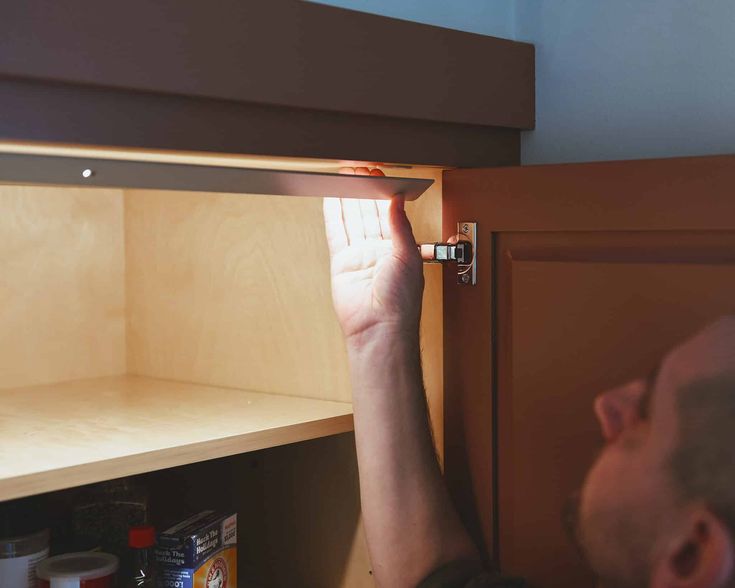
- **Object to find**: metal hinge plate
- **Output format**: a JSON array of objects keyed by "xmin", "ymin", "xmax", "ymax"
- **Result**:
[
  {"xmin": 457, "ymin": 221, "xmax": 477, "ymax": 286},
  {"xmin": 418, "ymin": 221, "xmax": 477, "ymax": 286}
]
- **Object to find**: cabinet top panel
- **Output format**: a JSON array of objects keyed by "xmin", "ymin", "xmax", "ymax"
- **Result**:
[
  {"xmin": 0, "ymin": 0, "xmax": 534, "ymax": 130},
  {"xmin": 0, "ymin": 375, "xmax": 354, "ymax": 502}
]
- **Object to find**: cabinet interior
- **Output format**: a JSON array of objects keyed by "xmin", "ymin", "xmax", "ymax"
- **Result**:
[
  {"xmin": 0, "ymin": 144, "xmax": 443, "ymax": 587},
  {"xmin": 39, "ymin": 434, "xmax": 368, "ymax": 587}
]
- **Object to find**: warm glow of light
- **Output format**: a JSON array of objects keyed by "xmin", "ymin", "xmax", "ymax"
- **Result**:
[{"xmin": 0, "ymin": 141, "xmax": 437, "ymax": 174}]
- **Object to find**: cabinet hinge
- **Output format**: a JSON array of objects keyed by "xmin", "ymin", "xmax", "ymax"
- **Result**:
[{"xmin": 418, "ymin": 221, "xmax": 477, "ymax": 285}]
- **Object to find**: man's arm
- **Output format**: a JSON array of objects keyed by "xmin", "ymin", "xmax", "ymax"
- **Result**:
[{"xmin": 323, "ymin": 169, "xmax": 480, "ymax": 587}]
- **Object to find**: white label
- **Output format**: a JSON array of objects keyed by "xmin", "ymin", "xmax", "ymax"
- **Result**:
[
  {"xmin": 0, "ymin": 548, "xmax": 50, "ymax": 588},
  {"xmin": 222, "ymin": 514, "xmax": 237, "ymax": 546}
]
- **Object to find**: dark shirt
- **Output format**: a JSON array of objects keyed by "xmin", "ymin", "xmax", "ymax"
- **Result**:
[{"xmin": 418, "ymin": 560, "xmax": 526, "ymax": 588}]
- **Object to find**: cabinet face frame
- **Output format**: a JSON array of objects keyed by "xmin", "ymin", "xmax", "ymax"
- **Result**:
[{"xmin": 442, "ymin": 154, "xmax": 735, "ymax": 571}]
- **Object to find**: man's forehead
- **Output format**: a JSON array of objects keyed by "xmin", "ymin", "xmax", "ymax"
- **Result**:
[{"xmin": 661, "ymin": 315, "xmax": 735, "ymax": 389}]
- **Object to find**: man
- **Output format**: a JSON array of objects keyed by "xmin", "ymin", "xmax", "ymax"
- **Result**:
[{"xmin": 323, "ymin": 168, "xmax": 735, "ymax": 588}]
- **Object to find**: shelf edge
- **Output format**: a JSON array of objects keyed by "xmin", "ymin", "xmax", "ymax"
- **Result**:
[{"xmin": 0, "ymin": 414, "xmax": 354, "ymax": 502}]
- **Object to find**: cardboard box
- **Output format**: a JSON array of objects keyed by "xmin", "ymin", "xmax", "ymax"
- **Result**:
[{"xmin": 155, "ymin": 511, "xmax": 237, "ymax": 588}]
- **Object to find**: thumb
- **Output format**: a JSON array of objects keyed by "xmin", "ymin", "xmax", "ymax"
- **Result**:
[{"xmin": 389, "ymin": 195, "xmax": 418, "ymax": 258}]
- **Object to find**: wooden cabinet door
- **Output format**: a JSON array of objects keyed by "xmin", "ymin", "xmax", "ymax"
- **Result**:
[{"xmin": 442, "ymin": 155, "xmax": 735, "ymax": 588}]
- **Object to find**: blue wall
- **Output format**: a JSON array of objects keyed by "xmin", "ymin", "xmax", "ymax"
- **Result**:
[
  {"xmin": 313, "ymin": 1, "xmax": 735, "ymax": 165},
  {"xmin": 309, "ymin": 0, "xmax": 514, "ymax": 41},
  {"xmin": 516, "ymin": 0, "xmax": 735, "ymax": 164}
]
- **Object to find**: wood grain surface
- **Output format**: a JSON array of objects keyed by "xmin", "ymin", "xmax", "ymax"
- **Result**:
[
  {"xmin": 0, "ymin": 375, "xmax": 353, "ymax": 501},
  {"xmin": 125, "ymin": 167, "xmax": 443, "ymax": 410},
  {"xmin": 124, "ymin": 188, "xmax": 354, "ymax": 401},
  {"xmin": 0, "ymin": 185, "xmax": 126, "ymax": 388}
]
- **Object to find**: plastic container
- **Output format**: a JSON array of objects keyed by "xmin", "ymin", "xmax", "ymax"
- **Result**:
[
  {"xmin": 0, "ymin": 495, "xmax": 51, "ymax": 588},
  {"xmin": 37, "ymin": 552, "xmax": 118, "ymax": 588},
  {"xmin": 0, "ymin": 528, "xmax": 50, "ymax": 588}
]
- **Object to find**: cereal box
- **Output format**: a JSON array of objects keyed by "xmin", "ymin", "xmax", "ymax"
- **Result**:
[{"xmin": 155, "ymin": 511, "xmax": 237, "ymax": 588}]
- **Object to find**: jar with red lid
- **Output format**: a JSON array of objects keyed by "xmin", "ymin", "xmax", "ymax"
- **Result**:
[
  {"xmin": 37, "ymin": 552, "xmax": 118, "ymax": 588},
  {"xmin": 127, "ymin": 525, "xmax": 156, "ymax": 587}
]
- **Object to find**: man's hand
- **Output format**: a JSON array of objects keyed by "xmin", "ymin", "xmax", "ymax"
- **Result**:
[{"xmin": 323, "ymin": 167, "xmax": 424, "ymax": 347}]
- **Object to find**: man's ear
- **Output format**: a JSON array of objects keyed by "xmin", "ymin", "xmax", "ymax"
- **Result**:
[{"xmin": 651, "ymin": 508, "xmax": 734, "ymax": 588}]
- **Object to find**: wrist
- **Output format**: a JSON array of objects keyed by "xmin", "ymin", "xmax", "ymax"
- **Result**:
[
  {"xmin": 346, "ymin": 325, "xmax": 423, "ymax": 401},
  {"xmin": 345, "ymin": 323, "xmax": 420, "ymax": 357},
  {"xmin": 346, "ymin": 327, "xmax": 422, "ymax": 387}
]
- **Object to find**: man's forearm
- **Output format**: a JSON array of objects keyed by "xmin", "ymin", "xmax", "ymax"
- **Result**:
[{"xmin": 347, "ymin": 328, "xmax": 479, "ymax": 587}]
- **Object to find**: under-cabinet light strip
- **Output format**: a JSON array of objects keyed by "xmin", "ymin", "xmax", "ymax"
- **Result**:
[{"xmin": 0, "ymin": 153, "xmax": 433, "ymax": 200}]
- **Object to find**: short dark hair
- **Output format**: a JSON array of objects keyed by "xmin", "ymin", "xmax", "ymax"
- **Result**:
[{"xmin": 668, "ymin": 375, "xmax": 735, "ymax": 534}]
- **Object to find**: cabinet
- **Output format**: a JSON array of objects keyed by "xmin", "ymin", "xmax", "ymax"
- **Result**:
[
  {"xmin": 0, "ymin": 4, "xmax": 535, "ymax": 583},
  {"xmin": 13, "ymin": 4, "xmax": 731, "ymax": 588},
  {"xmin": 4, "ymin": 148, "xmax": 735, "ymax": 588},
  {"xmin": 6, "ymin": 148, "xmax": 735, "ymax": 587},
  {"xmin": 0, "ymin": 144, "xmax": 447, "ymax": 586},
  {"xmin": 443, "ymin": 155, "xmax": 735, "ymax": 587}
]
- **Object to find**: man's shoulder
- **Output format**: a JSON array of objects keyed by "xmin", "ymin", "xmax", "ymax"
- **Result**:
[{"xmin": 418, "ymin": 560, "xmax": 527, "ymax": 588}]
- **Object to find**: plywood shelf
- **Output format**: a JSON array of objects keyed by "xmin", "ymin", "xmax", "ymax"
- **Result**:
[{"xmin": 0, "ymin": 375, "xmax": 354, "ymax": 501}]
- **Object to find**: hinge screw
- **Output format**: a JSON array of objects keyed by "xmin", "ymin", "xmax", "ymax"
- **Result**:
[
  {"xmin": 460, "ymin": 273, "xmax": 470, "ymax": 284},
  {"xmin": 461, "ymin": 223, "xmax": 470, "ymax": 234}
]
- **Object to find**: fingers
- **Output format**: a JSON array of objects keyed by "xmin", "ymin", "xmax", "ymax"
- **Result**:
[
  {"xmin": 356, "ymin": 167, "xmax": 391, "ymax": 239},
  {"xmin": 359, "ymin": 199, "xmax": 382, "ymax": 240},
  {"xmin": 336, "ymin": 167, "xmax": 364, "ymax": 245},
  {"xmin": 341, "ymin": 199, "xmax": 364, "ymax": 244},
  {"xmin": 360, "ymin": 168, "xmax": 392, "ymax": 237},
  {"xmin": 340, "ymin": 166, "xmax": 384, "ymax": 178},
  {"xmin": 353, "ymin": 165, "xmax": 382, "ymax": 240},
  {"xmin": 323, "ymin": 197, "xmax": 347, "ymax": 256},
  {"xmin": 327, "ymin": 166, "xmax": 394, "ymax": 249}
]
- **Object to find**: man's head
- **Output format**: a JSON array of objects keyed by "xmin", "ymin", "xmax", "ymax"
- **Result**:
[{"xmin": 572, "ymin": 316, "xmax": 735, "ymax": 588}]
